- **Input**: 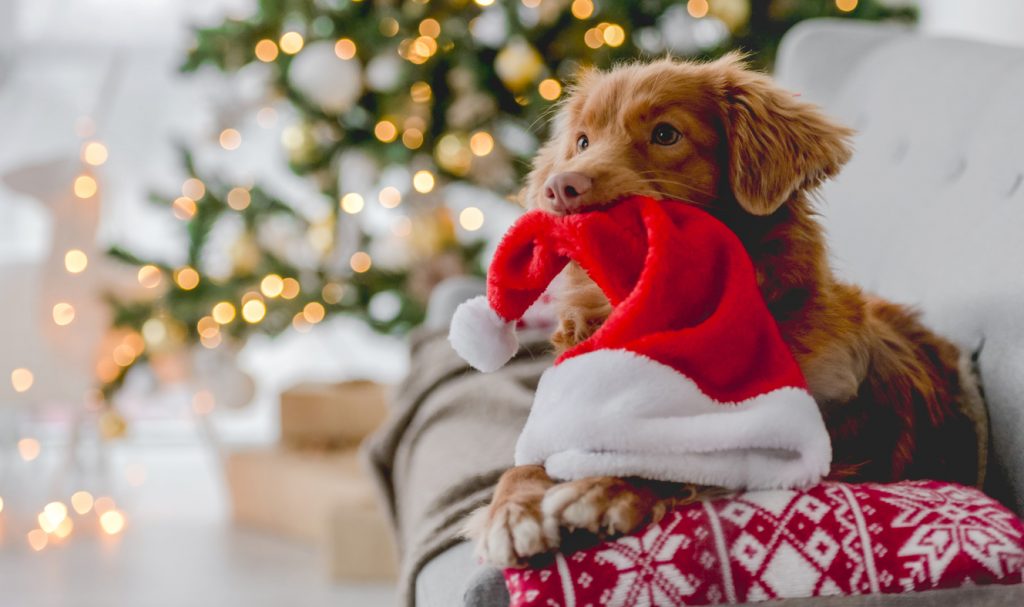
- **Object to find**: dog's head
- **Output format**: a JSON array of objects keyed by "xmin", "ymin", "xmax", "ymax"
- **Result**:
[{"xmin": 526, "ymin": 54, "xmax": 853, "ymax": 218}]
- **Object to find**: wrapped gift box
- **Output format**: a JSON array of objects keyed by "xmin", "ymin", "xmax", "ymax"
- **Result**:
[
  {"xmin": 225, "ymin": 447, "xmax": 397, "ymax": 580},
  {"xmin": 279, "ymin": 380, "xmax": 390, "ymax": 448}
]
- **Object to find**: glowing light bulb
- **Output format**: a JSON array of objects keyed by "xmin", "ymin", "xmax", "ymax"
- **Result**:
[
  {"xmin": 281, "ymin": 277, "xmax": 301, "ymax": 299},
  {"xmin": 539, "ymin": 79, "xmax": 562, "ymax": 101},
  {"xmin": 835, "ymin": 0, "xmax": 858, "ymax": 11},
  {"xmin": 254, "ymin": 39, "xmax": 279, "ymax": 62},
  {"xmin": 100, "ymin": 509, "xmax": 126, "ymax": 535},
  {"xmin": 571, "ymin": 0, "xmax": 594, "ymax": 19},
  {"xmin": 302, "ymin": 302, "xmax": 326, "ymax": 324},
  {"xmin": 340, "ymin": 193, "xmax": 365, "ymax": 214},
  {"xmin": 172, "ymin": 197, "xmax": 197, "ymax": 220},
  {"xmin": 93, "ymin": 496, "xmax": 116, "ymax": 514},
  {"xmin": 413, "ymin": 170, "xmax": 435, "ymax": 193},
  {"xmin": 53, "ymin": 516, "xmax": 74, "ymax": 539},
  {"xmin": 74, "ymin": 175, "xmax": 98, "ymax": 198},
  {"xmin": 260, "ymin": 274, "xmax": 284, "ymax": 297},
  {"xmin": 52, "ymin": 302, "xmax": 76, "ymax": 326},
  {"xmin": 211, "ymin": 302, "xmax": 236, "ymax": 324},
  {"xmin": 410, "ymin": 81, "xmax": 432, "ymax": 103},
  {"xmin": 82, "ymin": 141, "xmax": 108, "ymax": 166},
  {"xmin": 137, "ymin": 265, "xmax": 162, "ymax": 288},
  {"xmin": 174, "ymin": 267, "xmax": 200, "ymax": 290},
  {"xmin": 460, "ymin": 207, "xmax": 485, "ymax": 231},
  {"xmin": 374, "ymin": 120, "xmax": 398, "ymax": 143},
  {"xmin": 71, "ymin": 491, "xmax": 94, "ymax": 515},
  {"xmin": 279, "ymin": 32, "xmax": 304, "ymax": 55},
  {"xmin": 470, "ymin": 132, "xmax": 494, "ymax": 156},
  {"xmin": 242, "ymin": 299, "xmax": 266, "ymax": 323},
  {"xmin": 27, "ymin": 529, "xmax": 48, "ymax": 551},
  {"xmin": 378, "ymin": 186, "xmax": 402, "ymax": 208},
  {"xmin": 687, "ymin": 0, "xmax": 709, "ymax": 19},
  {"xmin": 219, "ymin": 129, "xmax": 242, "ymax": 150},
  {"xmin": 227, "ymin": 187, "xmax": 251, "ymax": 210},
  {"xmin": 602, "ymin": 24, "xmax": 626, "ymax": 47},
  {"xmin": 65, "ymin": 249, "xmax": 88, "ymax": 273},
  {"xmin": 350, "ymin": 252, "xmax": 372, "ymax": 273},
  {"xmin": 334, "ymin": 38, "xmax": 357, "ymax": 59},
  {"xmin": 182, "ymin": 178, "xmax": 205, "ymax": 200},
  {"xmin": 43, "ymin": 502, "xmax": 68, "ymax": 529},
  {"xmin": 11, "ymin": 368, "xmax": 34, "ymax": 392}
]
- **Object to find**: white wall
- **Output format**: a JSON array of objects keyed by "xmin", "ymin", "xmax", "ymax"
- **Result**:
[{"xmin": 918, "ymin": 0, "xmax": 1024, "ymax": 47}]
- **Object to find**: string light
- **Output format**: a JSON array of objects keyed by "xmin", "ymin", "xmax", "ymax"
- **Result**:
[
  {"xmin": 74, "ymin": 175, "xmax": 98, "ymax": 199},
  {"xmin": 292, "ymin": 312, "xmax": 311, "ymax": 333},
  {"xmin": 538, "ymin": 78, "xmax": 562, "ymax": 100},
  {"xmin": 474, "ymin": 0, "xmax": 495, "ymax": 6},
  {"xmin": 413, "ymin": 170, "xmax": 435, "ymax": 193},
  {"xmin": 410, "ymin": 81, "xmax": 432, "ymax": 103},
  {"xmin": 571, "ymin": 0, "xmax": 594, "ymax": 19},
  {"xmin": 219, "ymin": 129, "xmax": 242, "ymax": 150},
  {"xmin": 64, "ymin": 249, "xmax": 88, "ymax": 273},
  {"xmin": 174, "ymin": 267, "xmax": 200, "ymax": 290},
  {"xmin": 0, "ymin": 496, "xmax": 4, "ymax": 513},
  {"xmin": 99, "ymin": 509, "xmax": 126, "ymax": 535},
  {"xmin": 470, "ymin": 131, "xmax": 494, "ymax": 156},
  {"xmin": 402, "ymin": 128, "xmax": 424, "ymax": 149},
  {"xmin": 200, "ymin": 332, "xmax": 222, "ymax": 349},
  {"xmin": 52, "ymin": 302, "xmax": 76, "ymax": 326},
  {"xmin": 302, "ymin": 302, "xmax": 326, "ymax": 324},
  {"xmin": 419, "ymin": 18, "xmax": 441, "ymax": 38},
  {"xmin": 182, "ymin": 178, "xmax": 205, "ymax": 200},
  {"xmin": 11, "ymin": 368, "xmax": 34, "ymax": 392},
  {"xmin": 71, "ymin": 491, "xmax": 94, "ymax": 515},
  {"xmin": 460, "ymin": 207, "xmax": 485, "ymax": 231},
  {"xmin": 835, "ymin": 0, "xmax": 858, "ymax": 11},
  {"xmin": 172, "ymin": 196, "xmax": 197, "ymax": 220},
  {"xmin": 340, "ymin": 193, "xmax": 365, "ymax": 214},
  {"xmin": 212, "ymin": 302, "xmax": 236, "ymax": 324},
  {"xmin": 27, "ymin": 529, "xmax": 48, "ymax": 552},
  {"xmin": 350, "ymin": 252, "xmax": 372, "ymax": 273},
  {"xmin": 522, "ymin": 0, "xmax": 541, "ymax": 6},
  {"xmin": 43, "ymin": 502, "xmax": 68, "ymax": 530},
  {"xmin": 197, "ymin": 316, "xmax": 219, "ymax": 338},
  {"xmin": 334, "ymin": 38, "xmax": 357, "ymax": 59},
  {"xmin": 378, "ymin": 186, "xmax": 402, "ymax": 208},
  {"xmin": 18, "ymin": 438, "xmax": 41, "ymax": 461},
  {"xmin": 584, "ymin": 27, "xmax": 604, "ymax": 49},
  {"xmin": 112, "ymin": 344, "xmax": 136, "ymax": 367},
  {"xmin": 255, "ymin": 39, "xmax": 279, "ymax": 62},
  {"xmin": 227, "ymin": 187, "xmax": 251, "ymax": 210},
  {"xmin": 602, "ymin": 24, "xmax": 626, "ymax": 47},
  {"xmin": 53, "ymin": 517, "xmax": 74, "ymax": 539},
  {"xmin": 374, "ymin": 120, "xmax": 398, "ymax": 143},
  {"xmin": 279, "ymin": 32, "xmax": 304, "ymax": 55},
  {"xmin": 137, "ymin": 265, "xmax": 162, "ymax": 288},
  {"xmin": 242, "ymin": 299, "xmax": 267, "ymax": 323},
  {"xmin": 260, "ymin": 274, "xmax": 285, "ymax": 297},
  {"xmin": 281, "ymin": 277, "xmax": 301, "ymax": 299},
  {"xmin": 687, "ymin": 0, "xmax": 709, "ymax": 19},
  {"xmin": 82, "ymin": 141, "xmax": 108, "ymax": 166}
]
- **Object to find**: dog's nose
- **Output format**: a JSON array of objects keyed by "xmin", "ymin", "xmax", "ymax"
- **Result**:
[{"xmin": 543, "ymin": 172, "xmax": 593, "ymax": 212}]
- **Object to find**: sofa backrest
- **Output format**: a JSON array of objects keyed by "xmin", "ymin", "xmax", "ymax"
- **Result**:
[{"xmin": 777, "ymin": 19, "xmax": 1024, "ymax": 514}]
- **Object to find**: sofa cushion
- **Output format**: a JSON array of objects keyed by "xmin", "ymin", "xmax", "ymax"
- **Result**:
[{"xmin": 504, "ymin": 481, "xmax": 1024, "ymax": 606}]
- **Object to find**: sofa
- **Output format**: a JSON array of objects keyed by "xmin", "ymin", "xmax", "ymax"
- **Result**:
[{"xmin": 378, "ymin": 19, "xmax": 1024, "ymax": 607}]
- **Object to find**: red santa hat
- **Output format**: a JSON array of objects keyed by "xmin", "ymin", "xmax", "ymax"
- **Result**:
[{"xmin": 448, "ymin": 195, "xmax": 831, "ymax": 490}]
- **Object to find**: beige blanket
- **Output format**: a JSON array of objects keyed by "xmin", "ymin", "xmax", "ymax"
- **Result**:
[{"xmin": 365, "ymin": 327, "xmax": 552, "ymax": 605}]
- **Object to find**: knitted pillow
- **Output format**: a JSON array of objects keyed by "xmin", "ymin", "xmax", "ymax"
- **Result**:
[{"xmin": 504, "ymin": 481, "xmax": 1024, "ymax": 606}]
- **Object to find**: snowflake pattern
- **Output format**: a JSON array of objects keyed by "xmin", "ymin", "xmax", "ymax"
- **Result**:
[{"xmin": 505, "ymin": 481, "xmax": 1024, "ymax": 607}]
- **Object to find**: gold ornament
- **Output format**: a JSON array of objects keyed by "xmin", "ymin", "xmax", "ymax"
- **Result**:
[
  {"xmin": 494, "ymin": 39, "xmax": 544, "ymax": 92},
  {"xmin": 709, "ymin": 0, "xmax": 750, "ymax": 32},
  {"xmin": 98, "ymin": 409, "xmax": 128, "ymax": 440}
]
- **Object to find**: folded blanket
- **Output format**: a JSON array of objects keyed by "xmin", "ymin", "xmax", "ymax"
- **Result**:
[{"xmin": 365, "ymin": 326, "xmax": 553, "ymax": 605}]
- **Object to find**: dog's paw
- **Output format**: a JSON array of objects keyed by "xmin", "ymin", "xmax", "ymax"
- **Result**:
[
  {"xmin": 464, "ymin": 496, "xmax": 559, "ymax": 567},
  {"xmin": 541, "ymin": 477, "xmax": 654, "ymax": 540}
]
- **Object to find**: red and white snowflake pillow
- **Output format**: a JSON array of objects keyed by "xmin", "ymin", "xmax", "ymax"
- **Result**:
[{"xmin": 504, "ymin": 481, "xmax": 1024, "ymax": 606}]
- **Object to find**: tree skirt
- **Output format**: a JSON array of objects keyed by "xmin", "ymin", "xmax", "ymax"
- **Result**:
[{"xmin": 504, "ymin": 481, "xmax": 1024, "ymax": 606}]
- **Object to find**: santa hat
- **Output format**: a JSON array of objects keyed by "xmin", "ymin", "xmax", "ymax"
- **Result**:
[{"xmin": 449, "ymin": 196, "xmax": 831, "ymax": 490}]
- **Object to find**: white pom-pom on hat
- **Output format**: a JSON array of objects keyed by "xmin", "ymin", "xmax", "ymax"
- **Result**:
[{"xmin": 448, "ymin": 296, "xmax": 518, "ymax": 372}]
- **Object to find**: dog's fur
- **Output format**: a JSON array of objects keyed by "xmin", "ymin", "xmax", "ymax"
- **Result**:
[{"xmin": 466, "ymin": 55, "xmax": 987, "ymax": 567}]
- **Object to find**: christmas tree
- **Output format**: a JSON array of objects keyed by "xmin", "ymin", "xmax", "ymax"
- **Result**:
[{"xmin": 101, "ymin": 0, "xmax": 914, "ymax": 397}]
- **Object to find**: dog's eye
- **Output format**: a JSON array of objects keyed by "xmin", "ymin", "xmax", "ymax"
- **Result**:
[
  {"xmin": 576, "ymin": 134, "xmax": 589, "ymax": 152},
  {"xmin": 651, "ymin": 123, "xmax": 681, "ymax": 146}
]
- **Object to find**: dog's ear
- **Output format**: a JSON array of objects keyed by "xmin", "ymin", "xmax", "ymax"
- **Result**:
[{"xmin": 715, "ymin": 54, "xmax": 854, "ymax": 216}]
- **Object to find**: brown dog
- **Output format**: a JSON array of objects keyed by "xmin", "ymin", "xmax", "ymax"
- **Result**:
[{"xmin": 465, "ymin": 55, "xmax": 988, "ymax": 567}]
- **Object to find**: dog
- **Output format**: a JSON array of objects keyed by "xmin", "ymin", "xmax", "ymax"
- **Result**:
[{"xmin": 465, "ymin": 54, "xmax": 988, "ymax": 567}]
